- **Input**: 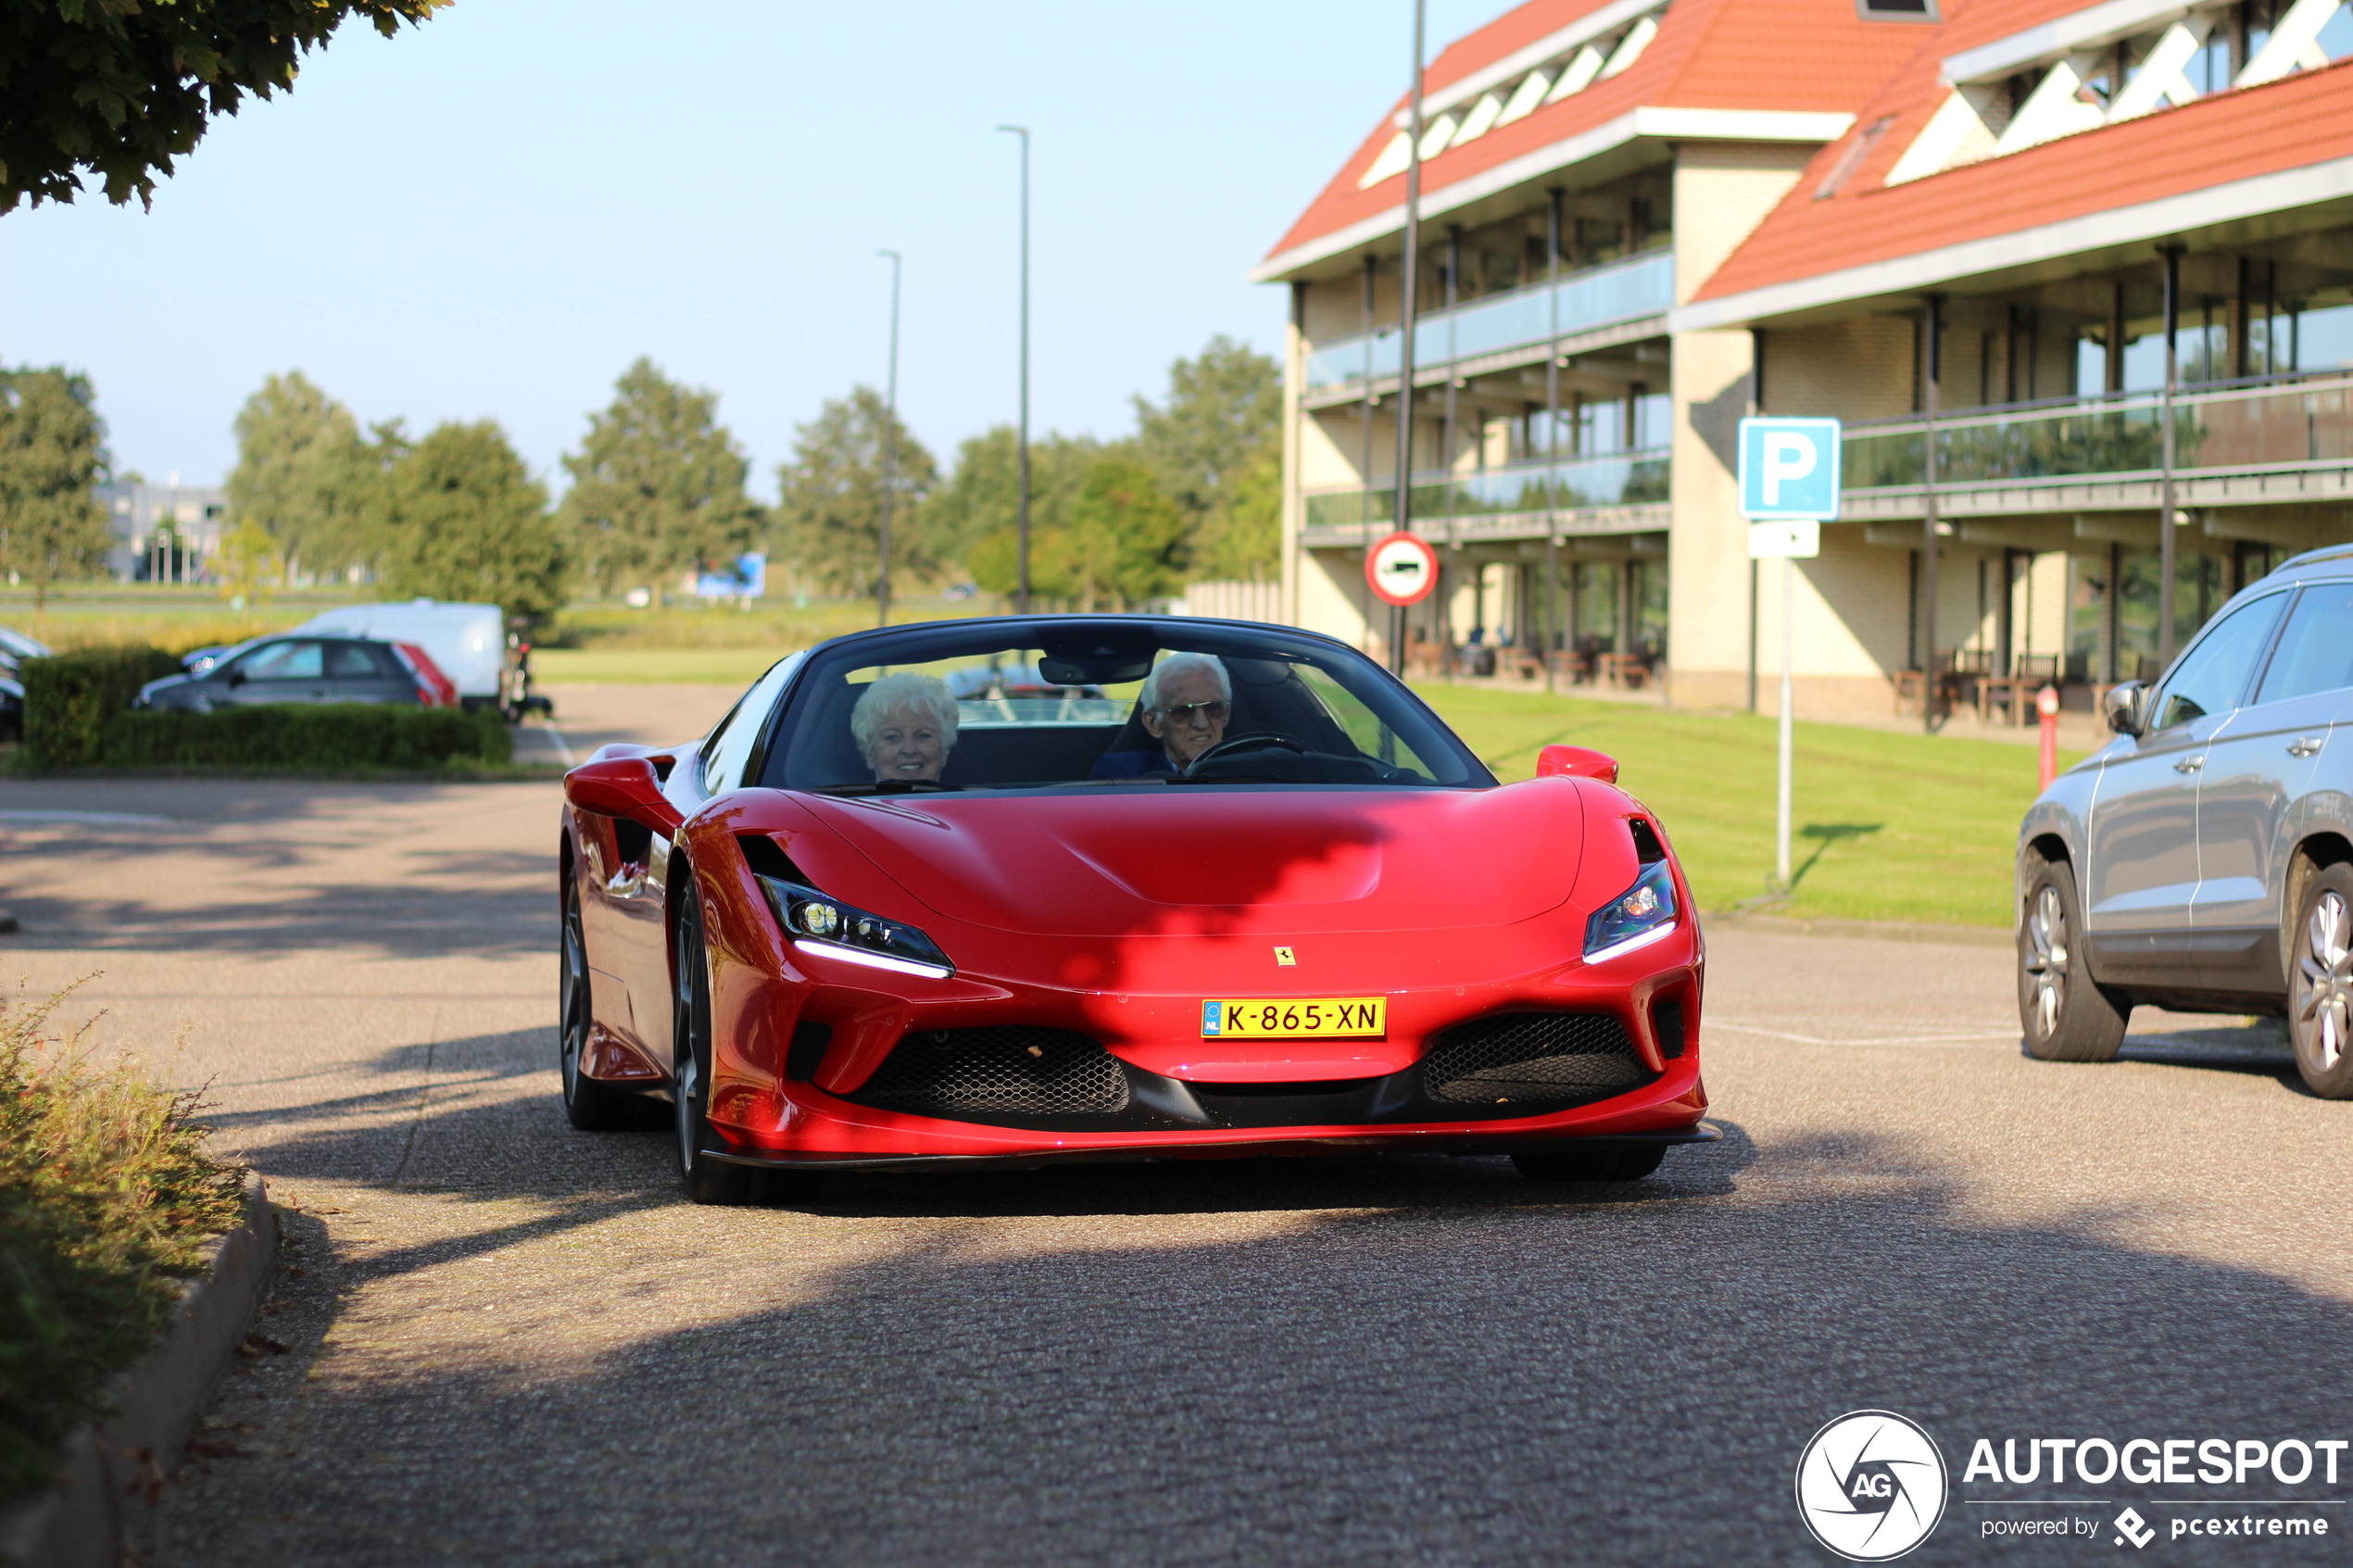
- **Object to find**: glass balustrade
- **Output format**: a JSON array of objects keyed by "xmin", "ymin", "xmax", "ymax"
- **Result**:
[
  {"xmin": 1841, "ymin": 374, "xmax": 2353, "ymax": 493},
  {"xmin": 1303, "ymin": 449, "xmax": 1670, "ymax": 530},
  {"xmin": 1303, "ymin": 250, "xmax": 1676, "ymax": 393}
]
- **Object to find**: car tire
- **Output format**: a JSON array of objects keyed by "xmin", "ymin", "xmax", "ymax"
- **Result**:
[
  {"xmin": 1512, "ymin": 1144, "xmax": 1667, "ymax": 1182},
  {"xmin": 672, "ymin": 872, "xmax": 823, "ymax": 1206},
  {"xmin": 2018, "ymin": 851, "xmax": 2128, "ymax": 1062},
  {"xmin": 2289, "ymin": 863, "xmax": 2353, "ymax": 1099},
  {"xmin": 559, "ymin": 865, "xmax": 658, "ymax": 1132}
]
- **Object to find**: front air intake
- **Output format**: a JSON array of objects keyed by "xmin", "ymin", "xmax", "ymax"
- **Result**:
[
  {"xmin": 849, "ymin": 1026, "xmax": 1129, "ymax": 1118},
  {"xmin": 1419, "ymin": 1011, "xmax": 1653, "ymax": 1105}
]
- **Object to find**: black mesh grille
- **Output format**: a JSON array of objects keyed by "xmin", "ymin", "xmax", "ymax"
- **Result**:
[
  {"xmin": 851, "ymin": 1026, "xmax": 1129, "ymax": 1118},
  {"xmin": 1419, "ymin": 1011, "xmax": 1651, "ymax": 1104}
]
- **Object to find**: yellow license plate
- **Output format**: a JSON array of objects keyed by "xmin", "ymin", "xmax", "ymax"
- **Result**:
[{"xmin": 1201, "ymin": 997, "xmax": 1386, "ymax": 1038}]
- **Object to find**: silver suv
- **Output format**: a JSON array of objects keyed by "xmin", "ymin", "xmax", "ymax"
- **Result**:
[{"xmin": 2017, "ymin": 543, "xmax": 2353, "ymax": 1095}]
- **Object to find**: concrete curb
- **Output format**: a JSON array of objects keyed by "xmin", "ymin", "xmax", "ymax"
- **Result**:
[
  {"xmin": 0, "ymin": 1175, "xmax": 277, "ymax": 1568},
  {"xmin": 1709, "ymin": 912, "xmax": 2016, "ymax": 948}
]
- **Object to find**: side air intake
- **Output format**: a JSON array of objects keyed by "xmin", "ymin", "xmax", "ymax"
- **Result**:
[{"xmin": 1419, "ymin": 1011, "xmax": 1653, "ymax": 1105}]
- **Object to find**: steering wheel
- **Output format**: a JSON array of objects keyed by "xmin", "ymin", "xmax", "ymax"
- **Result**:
[{"xmin": 1186, "ymin": 731, "xmax": 1309, "ymax": 771}]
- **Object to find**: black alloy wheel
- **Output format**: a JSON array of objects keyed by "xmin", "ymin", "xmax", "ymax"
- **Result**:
[
  {"xmin": 560, "ymin": 864, "xmax": 657, "ymax": 1131},
  {"xmin": 1511, "ymin": 1144, "xmax": 1667, "ymax": 1182},
  {"xmin": 2290, "ymin": 863, "xmax": 2353, "ymax": 1098},
  {"xmin": 2017, "ymin": 850, "xmax": 2127, "ymax": 1062},
  {"xmin": 672, "ymin": 870, "xmax": 822, "ymax": 1206}
]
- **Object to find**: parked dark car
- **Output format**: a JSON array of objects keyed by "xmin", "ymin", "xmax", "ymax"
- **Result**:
[
  {"xmin": 136, "ymin": 636, "xmax": 427, "ymax": 713},
  {"xmin": 0, "ymin": 624, "xmax": 55, "ymax": 741},
  {"xmin": 2017, "ymin": 543, "xmax": 2353, "ymax": 1096}
]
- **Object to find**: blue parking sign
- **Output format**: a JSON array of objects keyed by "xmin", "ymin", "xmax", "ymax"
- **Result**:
[{"xmin": 1738, "ymin": 418, "xmax": 1842, "ymax": 521}]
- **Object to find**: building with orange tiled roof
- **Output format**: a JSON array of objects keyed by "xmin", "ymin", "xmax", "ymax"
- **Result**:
[{"xmin": 1256, "ymin": 0, "xmax": 2353, "ymax": 718}]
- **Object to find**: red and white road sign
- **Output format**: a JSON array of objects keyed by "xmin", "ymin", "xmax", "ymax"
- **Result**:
[{"xmin": 1365, "ymin": 531, "xmax": 1441, "ymax": 607}]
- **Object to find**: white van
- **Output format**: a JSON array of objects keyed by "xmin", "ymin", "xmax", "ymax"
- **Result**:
[{"xmin": 295, "ymin": 600, "xmax": 509, "ymax": 708}]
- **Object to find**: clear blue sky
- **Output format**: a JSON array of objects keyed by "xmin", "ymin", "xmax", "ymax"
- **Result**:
[{"xmin": 0, "ymin": 0, "xmax": 1495, "ymax": 498}]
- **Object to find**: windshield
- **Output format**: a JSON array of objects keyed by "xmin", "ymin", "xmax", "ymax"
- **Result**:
[{"xmin": 758, "ymin": 620, "xmax": 1492, "ymax": 793}]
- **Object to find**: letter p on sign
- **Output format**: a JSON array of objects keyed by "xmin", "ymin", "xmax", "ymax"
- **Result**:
[{"xmin": 1739, "ymin": 417, "xmax": 1842, "ymax": 521}]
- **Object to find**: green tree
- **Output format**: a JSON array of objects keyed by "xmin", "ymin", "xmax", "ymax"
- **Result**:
[
  {"xmin": 1131, "ymin": 334, "xmax": 1280, "ymax": 579},
  {"xmin": 1189, "ymin": 440, "xmax": 1281, "ymax": 582},
  {"xmin": 930, "ymin": 428, "xmax": 1101, "ymax": 602},
  {"xmin": 376, "ymin": 421, "xmax": 567, "ymax": 626},
  {"xmin": 560, "ymin": 359, "xmax": 764, "ymax": 596},
  {"xmin": 774, "ymin": 386, "xmax": 938, "ymax": 598},
  {"xmin": 1064, "ymin": 456, "xmax": 1188, "ymax": 608},
  {"xmin": 226, "ymin": 371, "xmax": 382, "ymax": 581},
  {"xmin": 213, "ymin": 516, "xmax": 282, "ymax": 605},
  {"xmin": 0, "ymin": 368, "xmax": 111, "ymax": 611},
  {"xmin": 2, "ymin": 0, "xmax": 446, "ymax": 214}
]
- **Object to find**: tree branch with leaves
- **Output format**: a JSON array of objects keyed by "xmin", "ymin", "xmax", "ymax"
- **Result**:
[{"xmin": 2, "ymin": 0, "xmax": 448, "ymax": 214}]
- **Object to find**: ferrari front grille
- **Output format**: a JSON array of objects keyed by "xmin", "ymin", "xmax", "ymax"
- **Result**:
[
  {"xmin": 1419, "ymin": 1011, "xmax": 1651, "ymax": 1105},
  {"xmin": 850, "ymin": 1026, "xmax": 1130, "ymax": 1118}
]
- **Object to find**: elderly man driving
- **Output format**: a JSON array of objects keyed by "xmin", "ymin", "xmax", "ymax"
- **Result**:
[
  {"xmin": 849, "ymin": 671, "xmax": 959, "ymax": 783},
  {"xmin": 1090, "ymin": 652, "xmax": 1230, "ymax": 778}
]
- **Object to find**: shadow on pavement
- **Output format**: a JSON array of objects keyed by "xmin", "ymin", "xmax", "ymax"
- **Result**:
[{"xmin": 163, "ymin": 1118, "xmax": 2353, "ymax": 1567}]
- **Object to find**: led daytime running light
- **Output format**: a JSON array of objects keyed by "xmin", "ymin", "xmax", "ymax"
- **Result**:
[
  {"xmin": 1584, "ymin": 859, "xmax": 1678, "ymax": 962},
  {"xmin": 755, "ymin": 875, "xmax": 954, "ymax": 977}
]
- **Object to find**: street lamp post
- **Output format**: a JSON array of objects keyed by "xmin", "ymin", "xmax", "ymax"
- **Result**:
[
  {"xmin": 997, "ymin": 124, "xmax": 1032, "ymax": 613},
  {"xmin": 877, "ymin": 248, "xmax": 901, "ymax": 629}
]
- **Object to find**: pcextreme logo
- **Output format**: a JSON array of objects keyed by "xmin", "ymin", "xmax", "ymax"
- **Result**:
[{"xmin": 1795, "ymin": 1410, "xmax": 1951, "ymax": 1562}]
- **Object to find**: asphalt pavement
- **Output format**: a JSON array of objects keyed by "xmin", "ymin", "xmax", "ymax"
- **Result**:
[{"xmin": 4, "ymin": 685, "xmax": 2347, "ymax": 1566}]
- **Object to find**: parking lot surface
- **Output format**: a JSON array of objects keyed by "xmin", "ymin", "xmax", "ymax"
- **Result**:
[{"xmin": 3, "ymin": 699, "xmax": 2346, "ymax": 1565}]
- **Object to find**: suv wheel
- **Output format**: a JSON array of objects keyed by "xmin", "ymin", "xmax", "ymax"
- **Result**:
[
  {"xmin": 2018, "ymin": 851, "xmax": 2127, "ymax": 1062},
  {"xmin": 2291, "ymin": 864, "xmax": 2353, "ymax": 1098}
]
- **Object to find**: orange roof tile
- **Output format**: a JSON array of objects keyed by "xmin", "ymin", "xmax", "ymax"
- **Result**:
[
  {"xmin": 1694, "ymin": 3, "xmax": 2353, "ymax": 306},
  {"xmin": 1263, "ymin": 0, "xmax": 1928, "ymax": 269}
]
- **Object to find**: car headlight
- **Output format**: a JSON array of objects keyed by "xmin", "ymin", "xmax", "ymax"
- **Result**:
[
  {"xmin": 754, "ymin": 874, "xmax": 954, "ymax": 979},
  {"xmin": 1583, "ymin": 859, "xmax": 1678, "ymax": 962}
]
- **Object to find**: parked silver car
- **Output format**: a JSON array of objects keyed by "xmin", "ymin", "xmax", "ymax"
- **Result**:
[{"xmin": 2018, "ymin": 543, "xmax": 2353, "ymax": 1094}]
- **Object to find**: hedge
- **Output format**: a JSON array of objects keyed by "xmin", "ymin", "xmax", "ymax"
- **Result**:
[
  {"xmin": 97, "ymin": 703, "xmax": 514, "ymax": 771},
  {"xmin": 20, "ymin": 646, "xmax": 184, "ymax": 769}
]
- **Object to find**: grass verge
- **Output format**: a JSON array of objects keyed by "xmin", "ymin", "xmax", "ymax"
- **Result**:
[
  {"xmin": 1413, "ymin": 684, "xmax": 2084, "ymax": 928},
  {"xmin": 535, "ymin": 647, "xmax": 805, "ymax": 685},
  {"xmin": 0, "ymin": 982, "xmax": 248, "ymax": 1503}
]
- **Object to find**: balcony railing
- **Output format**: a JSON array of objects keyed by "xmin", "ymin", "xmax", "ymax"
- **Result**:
[
  {"xmin": 1840, "ymin": 372, "xmax": 2353, "ymax": 495},
  {"xmin": 1303, "ymin": 449, "xmax": 1670, "ymax": 530},
  {"xmin": 1304, "ymin": 250, "xmax": 1676, "ymax": 394}
]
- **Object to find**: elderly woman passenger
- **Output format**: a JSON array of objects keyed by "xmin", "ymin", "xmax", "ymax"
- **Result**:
[
  {"xmin": 1091, "ymin": 652, "xmax": 1231, "ymax": 778},
  {"xmin": 849, "ymin": 671, "xmax": 960, "ymax": 783}
]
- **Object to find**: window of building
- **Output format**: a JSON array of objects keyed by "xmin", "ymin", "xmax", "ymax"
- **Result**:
[{"xmin": 1856, "ymin": 0, "xmax": 1936, "ymax": 18}]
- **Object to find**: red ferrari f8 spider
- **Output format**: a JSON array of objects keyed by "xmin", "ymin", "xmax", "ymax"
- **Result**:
[{"xmin": 558, "ymin": 617, "xmax": 1711, "ymax": 1202}]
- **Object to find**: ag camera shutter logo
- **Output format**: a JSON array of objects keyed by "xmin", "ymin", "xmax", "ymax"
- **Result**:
[{"xmin": 1795, "ymin": 1410, "xmax": 1949, "ymax": 1561}]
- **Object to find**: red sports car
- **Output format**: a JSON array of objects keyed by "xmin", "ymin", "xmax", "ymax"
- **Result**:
[{"xmin": 557, "ymin": 616, "xmax": 1711, "ymax": 1202}]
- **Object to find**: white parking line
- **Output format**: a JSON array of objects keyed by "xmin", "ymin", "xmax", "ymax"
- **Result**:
[
  {"xmin": 0, "ymin": 809, "xmax": 172, "ymax": 825},
  {"xmin": 537, "ymin": 724, "xmax": 575, "ymax": 767},
  {"xmin": 1708, "ymin": 1020, "xmax": 2019, "ymax": 1047}
]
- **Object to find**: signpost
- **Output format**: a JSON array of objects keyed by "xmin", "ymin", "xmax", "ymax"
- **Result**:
[{"xmin": 1738, "ymin": 418, "xmax": 1840, "ymax": 897}]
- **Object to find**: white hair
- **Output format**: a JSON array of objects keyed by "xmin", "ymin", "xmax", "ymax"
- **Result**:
[
  {"xmin": 1139, "ymin": 652, "xmax": 1231, "ymax": 714},
  {"xmin": 849, "ymin": 671, "xmax": 960, "ymax": 752}
]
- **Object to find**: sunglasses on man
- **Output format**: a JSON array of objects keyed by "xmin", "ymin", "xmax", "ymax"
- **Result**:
[{"xmin": 1156, "ymin": 700, "xmax": 1230, "ymax": 722}]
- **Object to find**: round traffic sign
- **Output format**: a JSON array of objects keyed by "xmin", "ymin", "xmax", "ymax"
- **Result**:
[{"xmin": 1365, "ymin": 531, "xmax": 1441, "ymax": 607}]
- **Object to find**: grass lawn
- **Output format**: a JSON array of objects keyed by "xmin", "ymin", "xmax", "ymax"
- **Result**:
[
  {"xmin": 535, "ymin": 647, "xmax": 799, "ymax": 685},
  {"xmin": 1413, "ymin": 684, "xmax": 2085, "ymax": 928}
]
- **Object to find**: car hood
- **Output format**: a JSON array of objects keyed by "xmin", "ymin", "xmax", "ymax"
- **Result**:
[{"xmin": 794, "ymin": 784, "xmax": 1587, "ymax": 936}]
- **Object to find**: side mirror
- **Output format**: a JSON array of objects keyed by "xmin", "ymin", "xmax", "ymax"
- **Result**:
[
  {"xmin": 564, "ymin": 756, "xmax": 684, "ymax": 836},
  {"xmin": 1536, "ymin": 744, "xmax": 1620, "ymax": 784},
  {"xmin": 222, "ymin": 668, "xmax": 246, "ymax": 688},
  {"xmin": 2103, "ymin": 680, "xmax": 2148, "ymax": 737}
]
